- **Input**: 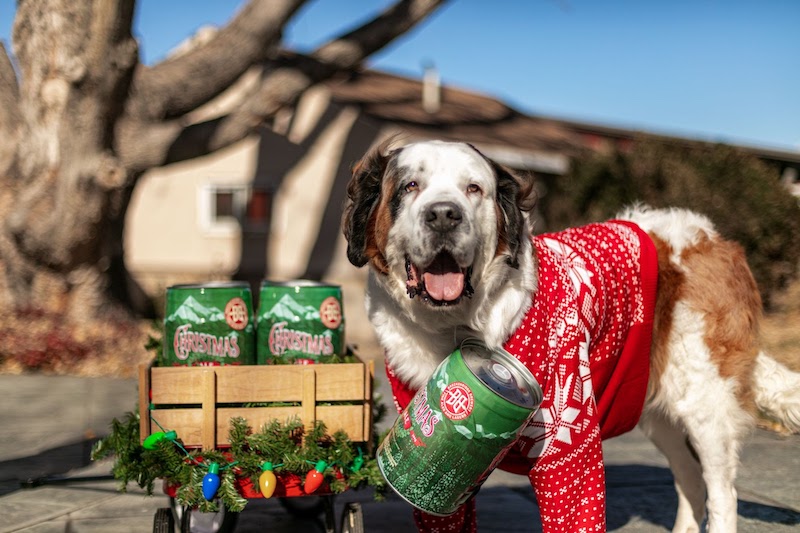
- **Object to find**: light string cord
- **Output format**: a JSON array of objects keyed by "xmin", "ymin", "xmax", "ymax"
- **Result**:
[{"xmin": 149, "ymin": 410, "xmax": 238, "ymax": 471}]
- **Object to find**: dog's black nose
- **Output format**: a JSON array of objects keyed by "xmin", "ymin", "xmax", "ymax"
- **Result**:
[{"xmin": 424, "ymin": 201, "xmax": 463, "ymax": 233}]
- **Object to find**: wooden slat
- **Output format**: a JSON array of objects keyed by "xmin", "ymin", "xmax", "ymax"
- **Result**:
[
  {"xmin": 150, "ymin": 409, "xmax": 204, "ymax": 447},
  {"xmin": 138, "ymin": 364, "xmax": 151, "ymax": 443},
  {"xmin": 302, "ymin": 367, "xmax": 316, "ymax": 434},
  {"xmin": 364, "ymin": 360, "xmax": 374, "ymax": 451},
  {"xmin": 201, "ymin": 369, "xmax": 216, "ymax": 451},
  {"xmin": 150, "ymin": 367, "xmax": 209, "ymax": 404},
  {"xmin": 310, "ymin": 363, "xmax": 368, "ymax": 401},
  {"xmin": 216, "ymin": 407, "xmax": 303, "ymax": 445},
  {"xmin": 150, "ymin": 405, "xmax": 370, "ymax": 447},
  {"xmin": 317, "ymin": 405, "xmax": 368, "ymax": 441},
  {"xmin": 217, "ymin": 405, "xmax": 369, "ymax": 445},
  {"xmin": 150, "ymin": 365, "xmax": 366, "ymax": 404},
  {"xmin": 214, "ymin": 366, "xmax": 304, "ymax": 403}
]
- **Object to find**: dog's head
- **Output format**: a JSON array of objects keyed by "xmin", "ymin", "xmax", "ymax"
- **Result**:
[{"xmin": 343, "ymin": 139, "xmax": 536, "ymax": 310}]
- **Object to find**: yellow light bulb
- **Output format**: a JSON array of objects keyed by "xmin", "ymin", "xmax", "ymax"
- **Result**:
[{"xmin": 259, "ymin": 462, "xmax": 277, "ymax": 498}]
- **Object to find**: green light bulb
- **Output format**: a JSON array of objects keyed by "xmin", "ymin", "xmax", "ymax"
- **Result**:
[{"xmin": 142, "ymin": 430, "xmax": 177, "ymax": 450}]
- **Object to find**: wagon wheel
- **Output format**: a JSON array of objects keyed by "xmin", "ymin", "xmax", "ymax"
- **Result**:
[
  {"xmin": 340, "ymin": 502, "xmax": 364, "ymax": 533},
  {"xmin": 322, "ymin": 496, "xmax": 336, "ymax": 533},
  {"xmin": 153, "ymin": 507, "xmax": 175, "ymax": 533},
  {"xmin": 170, "ymin": 498, "xmax": 239, "ymax": 533}
]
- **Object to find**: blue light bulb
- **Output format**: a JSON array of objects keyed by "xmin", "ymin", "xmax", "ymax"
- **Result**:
[{"xmin": 202, "ymin": 462, "xmax": 221, "ymax": 500}]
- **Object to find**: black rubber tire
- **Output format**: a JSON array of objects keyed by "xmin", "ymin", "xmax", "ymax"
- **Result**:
[
  {"xmin": 170, "ymin": 498, "xmax": 239, "ymax": 533},
  {"xmin": 180, "ymin": 509, "xmax": 191, "ymax": 533},
  {"xmin": 323, "ymin": 496, "xmax": 336, "ymax": 533},
  {"xmin": 340, "ymin": 502, "xmax": 365, "ymax": 533},
  {"xmin": 153, "ymin": 507, "xmax": 175, "ymax": 533}
]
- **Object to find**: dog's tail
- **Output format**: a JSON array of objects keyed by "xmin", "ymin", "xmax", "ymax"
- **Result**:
[{"xmin": 752, "ymin": 351, "xmax": 800, "ymax": 433}]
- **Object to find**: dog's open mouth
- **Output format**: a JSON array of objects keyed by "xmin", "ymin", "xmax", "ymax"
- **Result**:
[{"xmin": 406, "ymin": 253, "xmax": 473, "ymax": 306}]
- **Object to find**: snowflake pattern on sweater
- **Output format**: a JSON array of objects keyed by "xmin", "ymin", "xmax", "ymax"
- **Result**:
[{"xmin": 387, "ymin": 220, "xmax": 659, "ymax": 533}]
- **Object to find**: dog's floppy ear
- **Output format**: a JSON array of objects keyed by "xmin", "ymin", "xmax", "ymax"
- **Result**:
[
  {"xmin": 343, "ymin": 141, "xmax": 393, "ymax": 269},
  {"xmin": 478, "ymin": 151, "xmax": 537, "ymax": 269}
]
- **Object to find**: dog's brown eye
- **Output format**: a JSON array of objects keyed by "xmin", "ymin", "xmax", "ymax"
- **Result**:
[
  {"xmin": 467, "ymin": 183, "xmax": 482, "ymax": 194},
  {"xmin": 404, "ymin": 181, "xmax": 419, "ymax": 193}
]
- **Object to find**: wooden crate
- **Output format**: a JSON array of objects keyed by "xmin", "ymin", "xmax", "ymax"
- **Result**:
[{"xmin": 139, "ymin": 359, "xmax": 374, "ymax": 450}]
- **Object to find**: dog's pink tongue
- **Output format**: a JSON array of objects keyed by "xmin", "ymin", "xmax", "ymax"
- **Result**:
[
  {"xmin": 423, "ymin": 271, "xmax": 464, "ymax": 301},
  {"xmin": 423, "ymin": 253, "xmax": 465, "ymax": 302}
]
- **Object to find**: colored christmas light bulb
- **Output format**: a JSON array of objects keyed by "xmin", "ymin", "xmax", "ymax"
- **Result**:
[
  {"xmin": 202, "ymin": 463, "xmax": 221, "ymax": 501},
  {"xmin": 258, "ymin": 462, "xmax": 277, "ymax": 498},
  {"xmin": 304, "ymin": 460, "xmax": 328, "ymax": 494},
  {"xmin": 351, "ymin": 450, "xmax": 364, "ymax": 472},
  {"xmin": 143, "ymin": 430, "xmax": 177, "ymax": 450}
]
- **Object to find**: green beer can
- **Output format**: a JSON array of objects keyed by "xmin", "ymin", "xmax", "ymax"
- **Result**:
[
  {"xmin": 162, "ymin": 282, "xmax": 255, "ymax": 366},
  {"xmin": 377, "ymin": 338, "xmax": 542, "ymax": 516},
  {"xmin": 256, "ymin": 280, "xmax": 345, "ymax": 364}
]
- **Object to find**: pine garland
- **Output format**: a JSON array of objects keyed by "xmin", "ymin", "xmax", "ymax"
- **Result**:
[{"xmin": 91, "ymin": 413, "xmax": 388, "ymax": 512}]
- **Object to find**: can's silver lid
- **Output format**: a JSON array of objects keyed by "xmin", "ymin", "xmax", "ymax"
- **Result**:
[
  {"xmin": 260, "ymin": 279, "xmax": 341, "ymax": 289},
  {"xmin": 490, "ymin": 362, "xmax": 512, "ymax": 383},
  {"xmin": 167, "ymin": 281, "xmax": 251, "ymax": 290},
  {"xmin": 460, "ymin": 338, "xmax": 542, "ymax": 410}
]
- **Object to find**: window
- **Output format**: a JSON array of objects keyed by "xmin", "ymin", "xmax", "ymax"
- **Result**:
[
  {"xmin": 215, "ymin": 190, "xmax": 236, "ymax": 219},
  {"xmin": 246, "ymin": 189, "xmax": 271, "ymax": 229},
  {"xmin": 199, "ymin": 185, "xmax": 271, "ymax": 235}
]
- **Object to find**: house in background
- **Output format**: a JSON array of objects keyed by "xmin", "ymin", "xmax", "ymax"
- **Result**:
[{"xmin": 125, "ymin": 67, "xmax": 800, "ymax": 350}]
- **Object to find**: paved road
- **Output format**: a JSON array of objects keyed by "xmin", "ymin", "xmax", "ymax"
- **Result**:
[{"xmin": 0, "ymin": 374, "xmax": 797, "ymax": 532}]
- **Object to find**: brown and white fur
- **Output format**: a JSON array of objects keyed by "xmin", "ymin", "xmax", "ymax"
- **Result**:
[{"xmin": 343, "ymin": 139, "xmax": 800, "ymax": 532}]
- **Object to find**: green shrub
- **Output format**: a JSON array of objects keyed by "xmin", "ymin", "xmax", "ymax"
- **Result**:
[{"xmin": 537, "ymin": 139, "xmax": 800, "ymax": 307}]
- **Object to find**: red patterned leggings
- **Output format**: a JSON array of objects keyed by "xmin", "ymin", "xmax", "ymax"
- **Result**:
[{"xmin": 413, "ymin": 499, "xmax": 477, "ymax": 533}]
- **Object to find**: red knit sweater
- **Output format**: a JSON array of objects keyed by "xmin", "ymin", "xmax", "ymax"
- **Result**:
[{"xmin": 387, "ymin": 220, "xmax": 659, "ymax": 533}]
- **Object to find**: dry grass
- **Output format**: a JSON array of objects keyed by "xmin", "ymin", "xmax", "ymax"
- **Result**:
[
  {"xmin": 0, "ymin": 313, "xmax": 154, "ymax": 378},
  {"xmin": 755, "ymin": 279, "xmax": 800, "ymax": 434},
  {"xmin": 761, "ymin": 279, "xmax": 800, "ymax": 372}
]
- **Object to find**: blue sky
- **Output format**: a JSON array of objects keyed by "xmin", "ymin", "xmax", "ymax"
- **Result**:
[{"xmin": 1, "ymin": 1, "xmax": 798, "ymax": 151}]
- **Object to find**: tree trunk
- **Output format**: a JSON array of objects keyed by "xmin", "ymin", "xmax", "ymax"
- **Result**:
[
  {"xmin": 0, "ymin": 177, "xmax": 150, "ymax": 320},
  {"xmin": 0, "ymin": 1, "xmax": 140, "ymax": 320}
]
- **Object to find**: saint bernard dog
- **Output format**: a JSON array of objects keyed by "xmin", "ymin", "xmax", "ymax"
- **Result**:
[{"xmin": 342, "ymin": 138, "xmax": 800, "ymax": 533}]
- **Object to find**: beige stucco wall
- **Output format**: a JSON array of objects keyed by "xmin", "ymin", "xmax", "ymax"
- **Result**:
[
  {"xmin": 267, "ymin": 106, "xmax": 360, "ymax": 278},
  {"xmin": 125, "ymin": 136, "xmax": 258, "ymax": 292}
]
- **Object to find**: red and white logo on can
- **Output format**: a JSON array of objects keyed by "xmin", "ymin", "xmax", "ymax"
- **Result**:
[
  {"xmin": 319, "ymin": 296, "xmax": 342, "ymax": 329},
  {"xmin": 440, "ymin": 382, "xmax": 474, "ymax": 421},
  {"xmin": 225, "ymin": 297, "xmax": 249, "ymax": 331}
]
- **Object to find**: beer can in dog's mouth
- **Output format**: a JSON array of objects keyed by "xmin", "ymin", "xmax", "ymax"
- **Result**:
[
  {"xmin": 162, "ymin": 282, "xmax": 255, "ymax": 366},
  {"xmin": 377, "ymin": 338, "xmax": 542, "ymax": 516},
  {"xmin": 256, "ymin": 280, "xmax": 344, "ymax": 364}
]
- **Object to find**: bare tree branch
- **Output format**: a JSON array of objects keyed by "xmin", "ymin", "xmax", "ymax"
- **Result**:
[
  {"xmin": 85, "ymin": 2, "xmax": 137, "ymax": 86},
  {"xmin": 246, "ymin": 0, "xmax": 448, "ymax": 118},
  {"xmin": 84, "ymin": 2, "xmax": 138, "ymax": 144},
  {"xmin": 85, "ymin": 2, "xmax": 136, "ymax": 69},
  {"xmin": 0, "ymin": 42, "xmax": 20, "ymax": 179},
  {"xmin": 121, "ymin": 0, "xmax": 448, "ymax": 171},
  {"xmin": 313, "ymin": 0, "xmax": 446, "ymax": 68},
  {"xmin": 0, "ymin": 41, "xmax": 19, "ymax": 129},
  {"xmin": 128, "ymin": 0, "xmax": 307, "ymax": 121}
]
